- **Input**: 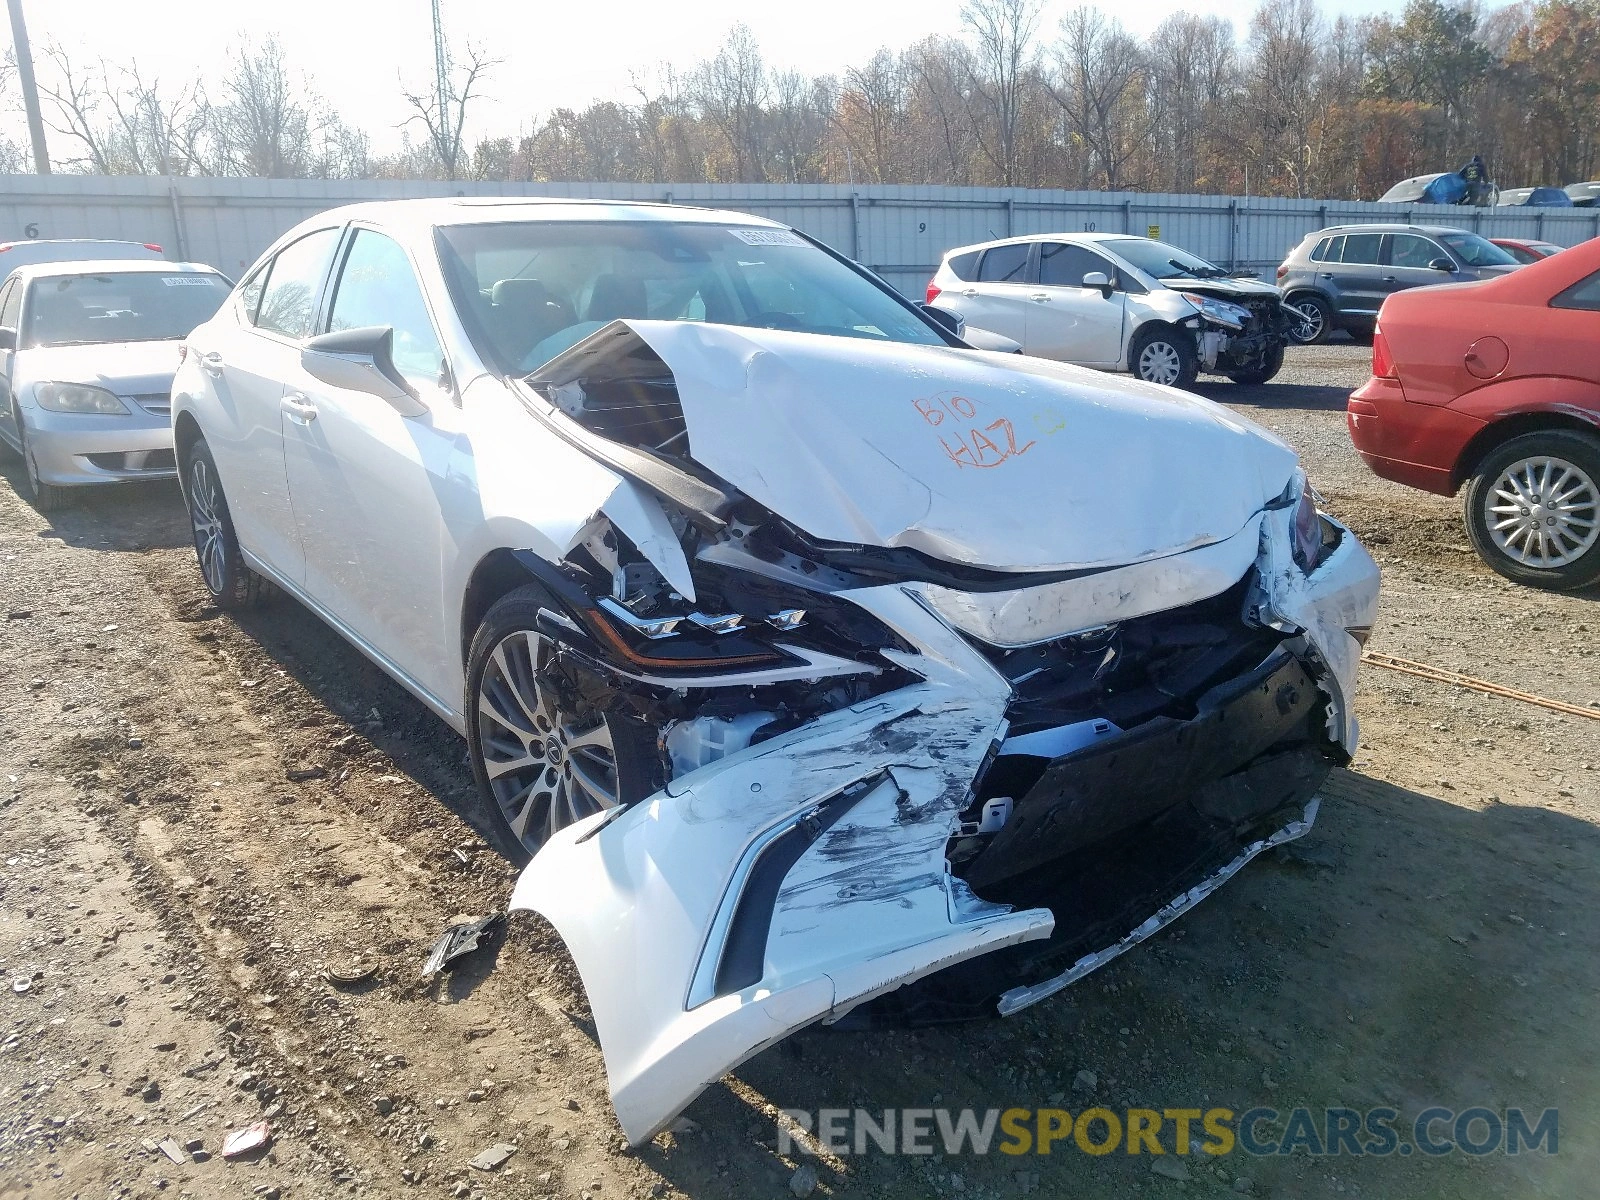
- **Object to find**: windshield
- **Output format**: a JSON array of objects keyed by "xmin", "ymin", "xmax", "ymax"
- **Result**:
[
  {"xmin": 23, "ymin": 272, "xmax": 230, "ymax": 348},
  {"xmin": 435, "ymin": 220, "xmax": 946, "ymax": 375},
  {"xmin": 1437, "ymin": 232, "xmax": 1517, "ymax": 268},
  {"xmin": 1103, "ymin": 238, "xmax": 1229, "ymax": 280}
]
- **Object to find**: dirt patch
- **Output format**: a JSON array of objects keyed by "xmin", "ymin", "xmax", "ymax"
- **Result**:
[{"xmin": 2, "ymin": 352, "xmax": 1598, "ymax": 1199}]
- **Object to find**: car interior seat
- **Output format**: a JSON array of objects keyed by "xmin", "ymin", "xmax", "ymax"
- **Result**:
[
  {"xmin": 485, "ymin": 278, "xmax": 574, "ymax": 368},
  {"xmin": 583, "ymin": 274, "xmax": 650, "ymax": 324}
]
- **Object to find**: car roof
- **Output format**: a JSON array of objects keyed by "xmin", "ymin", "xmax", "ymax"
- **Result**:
[
  {"xmin": 5, "ymin": 260, "xmax": 220, "ymax": 284},
  {"xmin": 296, "ymin": 197, "xmax": 789, "ymax": 235},
  {"xmin": 942, "ymin": 231, "xmax": 1152, "ymax": 257},
  {"xmin": 1309, "ymin": 223, "xmax": 1474, "ymax": 237}
]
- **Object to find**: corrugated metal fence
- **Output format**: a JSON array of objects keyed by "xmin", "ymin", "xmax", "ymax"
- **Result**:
[{"xmin": 4, "ymin": 174, "xmax": 1598, "ymax": 297}]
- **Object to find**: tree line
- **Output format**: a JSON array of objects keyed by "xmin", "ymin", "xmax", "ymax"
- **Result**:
[{"xmin": 4, "ymin": 0, "xmax": 1598, "ymax": 199}]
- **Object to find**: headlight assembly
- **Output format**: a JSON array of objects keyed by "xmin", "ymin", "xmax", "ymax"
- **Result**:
[
  {"xmin": 34, "ymin": 382, "xmax": 129, "ymax": 415},
  {"xmin": 1179, "ymin": 293, "xmax": 1251, "ymax": 332},
  {"xmin": 1284, "ymin": 472, "xmax": 1339, "ymax": 573}
]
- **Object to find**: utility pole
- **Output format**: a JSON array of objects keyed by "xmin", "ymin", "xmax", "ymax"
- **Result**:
[{"xmin": 5, "ymin": 0, "xmax": 50, "ymax": 173}]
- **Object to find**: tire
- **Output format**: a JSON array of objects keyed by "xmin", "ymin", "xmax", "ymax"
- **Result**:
[
  {"xmin": 1227, "ymin": 341, "xmax": 1286, "ymax": 385},
  {"xmin": 181, "ymin": 438, "xmax": 270, "ymax": 609},
  {"xmin": 465, "ymin": 583, "xmax": 661, "ymax": 864},
  {"xmin": 1285, "ymin": 295, "xmax": 1332, "ymax": 345},
  {"xmin": 1129, "ymin": 325, "xmax": 1199, "ymax": 390},
  {"xmin": 1464, "ymin": 430, "xmax": 1600, "ymax": 592},
  {"xmin": 18, "ymin": 424, "xmax": 68, "ymax": 513}
]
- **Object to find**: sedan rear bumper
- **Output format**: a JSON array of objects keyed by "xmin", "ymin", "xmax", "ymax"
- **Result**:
[{"xmin": 1347, "ymin": 376, "xmax": 1480, "ymax": 495}]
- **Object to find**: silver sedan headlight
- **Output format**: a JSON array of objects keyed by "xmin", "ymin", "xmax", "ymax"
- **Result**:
[
  {"xmin": 1179, "ymin": 292, "xmax": 1251, "ymax": 332},
  {"xmin": 34, "ymin": 382, "xmax": 130, "ymax": 415}
]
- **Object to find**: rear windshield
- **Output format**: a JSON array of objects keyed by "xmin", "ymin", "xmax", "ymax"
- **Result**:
[
  {"xmin": 435, "ymin": 220, "xmax": 945, "ymax": 374},
  {"xmin": 23, "ymin": 272, "xmax": 231, "ymax": 348},
  {"xmin": 1437, "ymin": 232, "xmax": 1517, "ymax": 267}
]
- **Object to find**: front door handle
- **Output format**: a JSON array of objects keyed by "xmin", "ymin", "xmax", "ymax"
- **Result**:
[
  {"xmin": 1030, "ymin": 293, "xmax": 1050, "ymax": 302},
  {"xmin": 200, "ymin": 350, "xmax": 224, "ymax": 377},
  {"xmin": 280, "ymin": 392, "xmax": 318, "ymax": 424}
]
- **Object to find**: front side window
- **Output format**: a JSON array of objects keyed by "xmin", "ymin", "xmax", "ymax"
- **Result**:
[
  {"xmin": 1437, "ymin": 232, "xmax": 1517, "ymax": 268},
  {"xmin": 1340, "ymin": 233, "xmax": 1383, "ymax": 265},
  {"xmin": 977, "ymin": 243, "xmax": 1031, "ymax": 283},
  {"xmin": 1388, "ymin": 234, "xmax": 1444, "ymax": 269},
  {"xmin": 327, "ymin": 229, "xmax": 446, "ymax": 391},
  {"xmin": 436, "ymin": 220, "xmax": 947, "ymax": 374},
  {"xmin": 1039, "ymin": 243, "xmax": 1112, "ymax": 288},
  {"xmin": 20, "ymin": 271, "xmax": 232, "ymax": 348},
  {"xmin": 255, "ymin": 227, "xmax": 342, "ymax": 340}
]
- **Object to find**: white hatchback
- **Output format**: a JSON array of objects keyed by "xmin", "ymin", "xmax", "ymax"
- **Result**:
[
  {"xmin": 928, "ymin": 233, "xmax": 1293, "ymax": 388},
  {"xmin": 172, "ymin": 198, "xmax": 1378, "ymax": 1145}
]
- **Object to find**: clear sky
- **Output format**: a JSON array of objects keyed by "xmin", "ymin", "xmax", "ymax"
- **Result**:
[{"xmin": 20, "ymin": 0, "xmax": 1404, "ymax": 155}]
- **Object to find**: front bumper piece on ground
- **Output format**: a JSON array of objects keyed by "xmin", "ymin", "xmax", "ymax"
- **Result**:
[{"xmin": 509, "ymin": 508, "xmax": 1380, "ymax": 1144}]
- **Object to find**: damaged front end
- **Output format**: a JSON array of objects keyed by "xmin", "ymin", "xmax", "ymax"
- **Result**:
[{"xmin": 501, "ymin": 320, "xmax": 1379, "ymax": 1143}]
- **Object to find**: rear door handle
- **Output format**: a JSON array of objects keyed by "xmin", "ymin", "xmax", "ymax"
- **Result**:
[
  {"xmin": 1318, "ymin": 272, "xmax": 1334, "ymax": 279},
  {"xmin": 280, "ymin": 392, "xmax": 318, "ymax": 424},
  {"xmin": 1381, "ymin": 275, "xmax": 1397, "ymax": 283},
  {"xmin": 1030, "ymin": 293, "xmax": 1050, "ymax": 302},
  {"xmin": 960, "ymin": 288, "xmax": 979, "ymax": 297},
  {"xmin": 200, "ymin": 350, "xmax": 224, "ymax": 377}
]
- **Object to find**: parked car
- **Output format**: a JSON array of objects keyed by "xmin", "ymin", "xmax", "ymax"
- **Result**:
[
  {"xmin": 0, "ymin": 238, "xmax": 165, "ymax": 268},
  {"xmin": 0, "ymin": 260, "xmax": 232, "ymax": 509},
  {"xmin": 1495, "ymin": 186, "xmax": 1574, "ymax": 207},
  {"xmin": 1277, "ymin": 224, "xmax": 1521, "ymax": 345},
  {"xmin": 1566, "ymin": 181, "xmax": 1600, "ymax": 207},
  {"xmin": 927, "ymin": 233, "xmax": 1292, "ymax": 388},
  {"xmin": 1378, "ymin": 171, "xmax": 1495, "ymax": 206},
  {"xmin": 170, "ymin": 198, "xmax": 1377, "ymax": 1142},
  {"xmin": 1348, "ymin": 235, "xmax": 1600, "ymax": 590},
  {"xmin": 1491, "ymin": 237, "xmax": 1565, "ymax": 264}
]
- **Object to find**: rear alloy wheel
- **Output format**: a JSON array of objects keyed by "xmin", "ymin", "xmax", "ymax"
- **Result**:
[
  {"xmin": 1129, "ymin": 327, "xmax": 1199, "ymax": 389},
  {"xmin": 1285, "ymin": 295, "xmax": 1331, "ymax": 345},
  {"xmin": 466, "ymin": 585, "xmax": 658, "ymax": 863},
  {"xmin": 182, "ymin": 439, "xmax": 270, "ymax": 608},
  {"xmin": 1465, "ymin": 430, "xmax": 1600, "ymax": 591}
]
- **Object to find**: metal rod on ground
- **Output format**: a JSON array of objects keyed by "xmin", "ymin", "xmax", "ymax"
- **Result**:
[
  {"xmin": 5, "ymin": 0, "xmax": 50, "ymax": 174},
  {"xmin": 1363, "ymin": 651, "xmax": 1600, "ymax": 721}
]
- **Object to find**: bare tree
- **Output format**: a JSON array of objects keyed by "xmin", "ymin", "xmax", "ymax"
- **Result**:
[
  {"xmin": 961, "ymin": 0, "xmax": 1043, "ymax": 185},
  {"xmin": 691, "ymin": 24, "xmax": 771, "ymax": 181},
  {"xmin": 210, "ymin": 37, "xmax": 318, "ymax": 176},
  {"xmin": 37, "ymin": 48, "xmax": 207, "ymax": 174},
  {"xmin": 400, "ymin": 41, "xmax": 496, "ymax": 180},
  {"xmin": 1050, "ymin": 7, "xmax": 1148, "ymax": 190}
]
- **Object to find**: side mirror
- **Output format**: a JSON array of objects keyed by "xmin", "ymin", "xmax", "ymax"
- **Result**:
[
  {"xmin": 1428, "ymin": 258, "xmax": 1457, "ymax": 273},
  {"xmin": 920, "ymin": 303, "xmax": 964, "ymax": 338},
  {"xmin": 0, "ymin": 328, "xmax": 13, "ymax": 352},
  {"xmin": 301, "ymin": 326, "xmax": 429, "ymax": 417},
  {"xmin": 1081, "ymin": 271, "xmax": 1114, "ymax": 298}
]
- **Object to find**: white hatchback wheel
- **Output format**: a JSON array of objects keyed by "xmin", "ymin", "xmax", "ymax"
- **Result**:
[{"xmin": 1137, "ymin": 339, "xmax": 1183, "ymax": 386}]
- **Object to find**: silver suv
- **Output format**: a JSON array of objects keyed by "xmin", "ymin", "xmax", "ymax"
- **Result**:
[{"xmin": 1276, "ymin": 224, "xmax": 1520, "ymax": 344}]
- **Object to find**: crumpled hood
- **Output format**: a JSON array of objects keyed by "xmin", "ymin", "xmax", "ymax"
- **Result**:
[
  {"xmin": 610, "ymin": 321, "xmax": 1299, "ymax": 572},
  {"xmin": 19, "ymin": 340, "xmax": 182, "ymax": 396},
  {"xmin": 1159, "ymin": 276, "xmax": 1283, "ymax": 301}
]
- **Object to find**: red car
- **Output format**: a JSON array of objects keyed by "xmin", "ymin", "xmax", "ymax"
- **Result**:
[
  {"xmin": 1490, "ymin": 237, "xmax": 1565, "ymax": 265},
  {"xmin": 1348, "ymin": 236, "xmax": 1600, "ymax": 590}
]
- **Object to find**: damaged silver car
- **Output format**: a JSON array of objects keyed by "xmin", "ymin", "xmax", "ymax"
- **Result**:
[{"xmin": 171, "ymin": 199, "xmax": 1380, "ymax": 1144}]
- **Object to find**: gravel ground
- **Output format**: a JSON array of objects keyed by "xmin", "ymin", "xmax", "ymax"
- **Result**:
[{"xmin": 1, "ymin": 344, "xmax": 1597, "ymax": 1200}]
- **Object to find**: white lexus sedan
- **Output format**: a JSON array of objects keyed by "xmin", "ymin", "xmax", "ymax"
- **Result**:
[
  {"xmin": 172, "ymin": 198, "xmax": 1379, "ymax": 1143},
  {"xmin": 0, "ymin": 260, "xmax": 231, "ymax": 509}
]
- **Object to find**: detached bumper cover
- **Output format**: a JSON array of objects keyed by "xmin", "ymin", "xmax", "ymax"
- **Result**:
[{"xmin": 509, "ymin": 507, "xmax": 1379, "ymax": 1144}]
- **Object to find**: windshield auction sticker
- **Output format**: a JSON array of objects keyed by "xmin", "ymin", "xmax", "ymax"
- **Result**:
[{"xmin": 729, "ymin": 228, "xmax": 808, "ymax": 246}]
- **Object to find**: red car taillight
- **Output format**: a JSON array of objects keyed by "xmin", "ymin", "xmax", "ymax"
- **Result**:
[
  {"xmin": 1371, "ymin": 324, "xmax": 1396, "ymax": 380},
  {"xmin": 926, "ymin": 280, "xmax": 942, "ymax": 303}
]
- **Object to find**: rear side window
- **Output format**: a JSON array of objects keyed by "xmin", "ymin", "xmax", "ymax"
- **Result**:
[
  {"xmin": 945, "ymin": 250, "xmax": 982, "ymax": 281},
  {"xmin": 255, "ymin": 227, "xmax": 342, "ymax": 339},
  {"xmin": 0, "ymin": 279, "xmax": 19, "ymax": 330},
  {"xmin": 977, "ymin": 243, "xmax": 1031, "ymax": 283},
  {"xmin": 1341, "ymin": 233, "xmax": 1383, "ymax": 265},
  {"xmin": 1309, "ymin": 237, "xmax": 1333, "ymax": 262},
  {"xmin": 1552, "ymin": 270, "xmax": 1600, "ymax": 312},
  {"xmin": 1317, "ymin": 235, "xmax": 1345, "ymax": 264}
]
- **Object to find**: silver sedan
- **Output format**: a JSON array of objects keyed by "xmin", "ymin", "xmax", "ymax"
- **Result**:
[{"xmin": 0, "ymin": 259, "xmax": 230, "ymax": 510}]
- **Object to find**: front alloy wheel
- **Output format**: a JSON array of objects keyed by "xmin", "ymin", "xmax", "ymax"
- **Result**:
[
  {"xmin": 466, "ymin": 585, "xmax": 658, "ymax": 862},
  {"xmin": 181, "ymin": 439, "xmax": 269, "ymax": 608},
  {"xmin": 1465, "ymin": 431, "xmax": 1600, "ymax": 591}
]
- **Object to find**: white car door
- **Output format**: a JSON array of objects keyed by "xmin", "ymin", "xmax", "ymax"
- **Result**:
[
  {"xmin": 0, "ymin": 278, "xmax": 20, "ymax": 450},
  {"xmin": 201, "ymin": 226, "xmax": 345, "ymax": 584},
  {"xmin": 279, "ymin": 226, "xmax": 460, "ymax": 709},
  {"xmin": 1026, "ymin": 242, "xmax": 1127, "ymax": 366},
  {"xmin": 941, "ymin": 242, "xmax": 1036, "ymax": 344}
]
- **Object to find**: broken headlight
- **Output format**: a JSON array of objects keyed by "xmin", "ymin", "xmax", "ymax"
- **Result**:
[
  {"xmin": 1179, "ymin": 293, "xmax": 1251, "ymax": 332},
  {"xmin": 1287, "ymin": 473, "xmax": 1339, "ymax": 573}
]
